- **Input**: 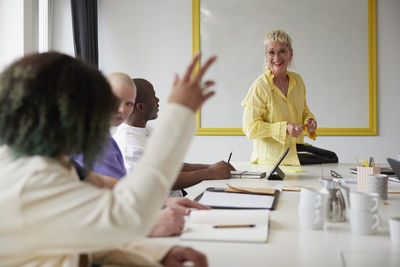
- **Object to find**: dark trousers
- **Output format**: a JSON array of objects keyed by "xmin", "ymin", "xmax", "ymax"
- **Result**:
[{"xmin": 296, "ymin": 144, "xmax": 338, "ymax": 165}]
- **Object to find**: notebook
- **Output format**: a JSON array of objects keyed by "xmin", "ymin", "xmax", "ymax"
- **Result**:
[
  {"xmin": 195, "ymin": 187, "xmax": 279, "ymax": 210},
  {"xmin": 231, "ymin": 171, "xmax": 266, "ymax": 178},
  {"xmin": 180, "ymin": 209, "xmax": 270, "ymax": 243}
]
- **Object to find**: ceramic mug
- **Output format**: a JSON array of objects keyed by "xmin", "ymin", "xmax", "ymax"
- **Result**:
[
  {"xmin": 299, "ymin": 187, "xmax": 327, "ymax": 209},
  {"xmin": 350, "ymin": 191, "xmax": 380, "ymax": 213},
  {"xmin": 350, "ymin": 209, "xmax": 380, "ymax": 235},
  {"xmin": 366, "ymin": 174, "xmax": 388, "ymax": 200},
  {"xmin": 389, "ymin": 217, "xmax": 400, "ymax": 246},
  {"xmin": 298, "ymin": 205, "xmax": 326, "ymax": 230}
]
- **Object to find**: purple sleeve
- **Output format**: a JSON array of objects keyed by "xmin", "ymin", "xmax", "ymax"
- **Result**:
[{"xmin": 74, "ymin": 137, "xmax": 127, "ymax": 179}]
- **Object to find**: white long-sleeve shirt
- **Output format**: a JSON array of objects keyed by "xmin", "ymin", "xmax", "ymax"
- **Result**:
[
  {"xmin": 113, "ymin": 123, "xmax": 153, "ymax": 174},
  {"xmin": 0, "ymin": 103, "xmax": 195, "ymax": 266}
]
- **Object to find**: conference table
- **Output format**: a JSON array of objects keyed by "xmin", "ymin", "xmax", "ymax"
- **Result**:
[{"xmin": 154, "ymin": 163, "xmax": 400, "ymax": 267}]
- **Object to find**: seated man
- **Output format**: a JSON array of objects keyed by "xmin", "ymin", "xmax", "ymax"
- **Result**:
[
  {"xmin": 74, "ymin": 73, "xmax": 209, "ymax": 236},
  {"xmin": 114, "ymin": 78, "xmax": 235, "ymax": 197}
]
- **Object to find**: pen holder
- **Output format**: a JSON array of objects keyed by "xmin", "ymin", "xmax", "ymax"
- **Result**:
[{"xmin": 357, "ymin": 166, "xmax": 380, "ymax": 192}]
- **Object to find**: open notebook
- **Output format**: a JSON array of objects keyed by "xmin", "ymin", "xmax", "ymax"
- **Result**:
[
  {"xmin": 180, "ymin": 209, "xmax": 270, "ymax": 242},
  {"xmin": 195, "ymin": 186, "xmax": 279, "ymax": 210}
]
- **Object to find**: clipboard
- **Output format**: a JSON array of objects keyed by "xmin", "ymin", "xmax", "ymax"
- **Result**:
[{"xmin": 195, "ymin": 187, "xmax": 280, "ymax": 210}]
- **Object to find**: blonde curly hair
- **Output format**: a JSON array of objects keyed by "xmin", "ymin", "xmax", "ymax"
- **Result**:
[{"xmin": 263, "ymin": 29, "xmax": 293, "ymax": 66}]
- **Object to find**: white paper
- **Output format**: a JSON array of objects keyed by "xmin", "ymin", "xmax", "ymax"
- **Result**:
[
  {"xmin": 199, "ymin": 191, "xmax": 275, "ymax": 209},
  {"xmin": 181, "ymin": 209, "xmax": 269, "ymax": 242}
]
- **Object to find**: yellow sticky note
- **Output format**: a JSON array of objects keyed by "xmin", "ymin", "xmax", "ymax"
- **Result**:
[{"xmin": 283, "ymin": 169, "xmax": 306, "ymax": 173}]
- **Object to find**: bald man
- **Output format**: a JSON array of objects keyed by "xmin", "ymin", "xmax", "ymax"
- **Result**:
[
  {"xmin": 74, "ymin": 72, "xmax": 136, "ymax": 179},
  {"xmin": 114, "ymin": 78, "xmax": 235, "ymax": 196}
]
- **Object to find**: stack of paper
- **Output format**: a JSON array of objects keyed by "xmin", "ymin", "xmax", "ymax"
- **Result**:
[{"xmin": 180, "ymin": 209, "xmax": 270, "ymax": 242}]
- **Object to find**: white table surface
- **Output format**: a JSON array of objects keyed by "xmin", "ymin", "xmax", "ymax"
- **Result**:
[{"xmin": 153, "ymin": 163, "xmax": 400, "ymax": 267}]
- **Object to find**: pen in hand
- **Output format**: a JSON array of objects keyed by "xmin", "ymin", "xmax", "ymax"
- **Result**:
[
  {"xmin": 227, "ymin": 151, "xmax": 233, "ymax": 163},
  {"xmin": 213, "ymin": 224, "xmax": 255, "ymax": 229}
]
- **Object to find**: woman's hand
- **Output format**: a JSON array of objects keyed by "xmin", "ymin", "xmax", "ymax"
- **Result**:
[
  {"xmin": 149, "ymin": 207, "xmax": 185, "ymax": 237},
  {"xmin": 287, "ymin": 123, "xmax": 303, "ymax": 137},
  {"xmin": 168, "ymin": 52, "xmax": 216, "ymax": 112},
  {"xmin": 304, "ymin": 118, "xmax": 317, "ymax": 133},
  {"xmin": 161, "ymin": 246, "xmax": 208, "ymax": 267},
  {"xmin": 164, "ymin": 197, "xmax": 211, "ymax": 215}
]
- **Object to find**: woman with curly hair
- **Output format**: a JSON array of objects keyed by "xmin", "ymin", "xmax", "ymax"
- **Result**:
[{"xmin": 0, "ymin": 51, "xmax": 215, "ymax": 267}]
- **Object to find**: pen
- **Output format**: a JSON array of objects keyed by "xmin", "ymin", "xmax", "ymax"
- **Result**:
[
  {"xmin": 362, "ymin": 159, "xmax": 369, "ymax": 167},
  {"xmin": 369, "ymin": 156, "xmax": 375, "ymax": 167},
  {"xmin": 213, "ymin": 224, "xmax": 255, "ymax": 229},
  {"xmin": 227, "ymin": 151, "xmax": 233, "ymax": 163},
  {"xmin": 355, "ymin": 156, "xmax": 361, "ymax": 167}
]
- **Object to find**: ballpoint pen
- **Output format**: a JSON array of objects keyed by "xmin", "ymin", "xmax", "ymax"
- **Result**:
[
  {"xmin": 213, "ymin": 224, "xmax": 255, "ymax": 228},
  {"xmin": 227, "ymin": 151, "xmax": 233, "ymax": 163},
  {"xmin": 355, "ymin": 156, "xmax": 361, "ymax": 167},
  {"xmin": 369, "ymin": 156, "xmax": 375, "ymax": 167}
]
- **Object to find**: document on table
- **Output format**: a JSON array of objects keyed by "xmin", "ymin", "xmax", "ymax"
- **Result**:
[
  {"xmin": 180, "ymin": 209, "xmax": 270, "ymax": 242},
  {"xmin": 198, "ymin": 190, "xmax": 277, "ymax": 209}
]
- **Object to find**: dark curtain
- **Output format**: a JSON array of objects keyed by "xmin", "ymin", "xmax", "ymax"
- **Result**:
[{"xmin": 71, "ymin": 0, "xmax": 98, "ymax": 68}]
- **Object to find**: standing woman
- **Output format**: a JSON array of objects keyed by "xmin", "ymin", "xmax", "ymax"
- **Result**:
[{"xmin": 242, "ymin": 29, "xmax": 338, "ymax": 166}]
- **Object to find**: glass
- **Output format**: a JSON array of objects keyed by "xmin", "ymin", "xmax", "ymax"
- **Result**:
[{"xmin": 266, "ymin": 48, "xmax": 290, "ymax": 59}]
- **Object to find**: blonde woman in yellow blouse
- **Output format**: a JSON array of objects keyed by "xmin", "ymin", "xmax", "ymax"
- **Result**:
[{"xmin": 242, "ymin": 29, "xmax": 338, "ymax": 166}]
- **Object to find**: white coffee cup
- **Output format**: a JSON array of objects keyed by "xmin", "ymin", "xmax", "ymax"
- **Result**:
[
  {"xmin": 350, "ymin": 191, "xmax": 380, "ymax": 212},
  {"xmin": 298, "ymin": 206, "xmax": 326, "ymax": 230},
  {"xmin": 367, "ymin": 174, "xmax": 388, "ymax": 200},
  {"xmin": 389, "ymin": 217, "xmax": 400, "ymax": 246},
  {"xmin": 300, "ymin": 187, "xmax": 327, "ymax": 209},
  {"xmin": 350, "ymin": 209, "xmax": 380, "ymax": 235}
]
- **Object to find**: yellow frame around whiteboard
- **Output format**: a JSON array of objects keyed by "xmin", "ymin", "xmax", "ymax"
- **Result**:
[{"xmin": 192, "ymin": 0, "xmax": 377, "ymax": 136}]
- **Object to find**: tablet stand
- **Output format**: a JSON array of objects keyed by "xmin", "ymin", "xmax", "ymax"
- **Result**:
[{"xmin": 267, "ymin": 166, "xmax": 285, "ymax": 180}]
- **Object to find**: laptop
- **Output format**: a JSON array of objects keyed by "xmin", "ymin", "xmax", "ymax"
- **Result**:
[
  {"xmin": 266, "ymin": 147, "xmax": 290, "ymax": 180},
  {"xmin": 387, "ymin": 158, "xmax": 400, "ymax": 182}
]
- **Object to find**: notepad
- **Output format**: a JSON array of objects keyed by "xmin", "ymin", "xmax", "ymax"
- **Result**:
[
  {"xmin": 196, "ymin": 188, "xmax": 278, "ymax": 209},
  {"xmin": 231, "ymin": 171, "xmax": 266, "ymax": 178},
  {"xmin": 180, "ymin": 209, "xmax": 270, "ymax": 242},
  {"xmin": 225, "ymin": 184, "xmax": 276, "ymax": 195}
]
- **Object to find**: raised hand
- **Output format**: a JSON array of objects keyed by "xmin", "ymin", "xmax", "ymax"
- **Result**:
[{"xmin": 168, "ymin": 52, "xmax": 216, "ymax": 112}]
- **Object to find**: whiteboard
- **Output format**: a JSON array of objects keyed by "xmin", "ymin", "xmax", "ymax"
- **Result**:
[{"xmin": 194, "ymin": 0, "xmax": 376, "ymax": 136}]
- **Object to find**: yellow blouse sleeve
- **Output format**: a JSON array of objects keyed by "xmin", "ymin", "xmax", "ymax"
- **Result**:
[
  {"xmin": 302, "ymin": 103, "xmax": 315, "ymax": 125},
  {"xmin": 297, "ymin": 75, "xmax": 317, "ymax": 140},
  {"xmin": 242, "ymin": 85, "xmax": 287, "ymax": 144}
]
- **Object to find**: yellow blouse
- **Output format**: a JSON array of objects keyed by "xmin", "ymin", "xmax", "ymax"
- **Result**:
[{"xmin": 241, "ymin": 68, "xmax": 316, "ymax": 166}]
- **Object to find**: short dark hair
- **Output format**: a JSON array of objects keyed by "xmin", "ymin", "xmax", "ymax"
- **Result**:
[
  {"xmin": 132, "ymin": 78, "xmax": 151, "ymax": 110},
  {"xmin": 0, "ymin": 52, "xmax": 117, "ymax": 168}
]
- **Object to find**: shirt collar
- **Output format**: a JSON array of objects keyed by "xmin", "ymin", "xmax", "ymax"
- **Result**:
[{"xmin": 265, "ymin": 67, "xmax": 296, "ymax": 95}]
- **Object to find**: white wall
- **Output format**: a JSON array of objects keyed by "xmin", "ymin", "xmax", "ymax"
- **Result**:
[
  {"xmin": 0, "ymin": 0, "xmax": 38, "ymax": 72},
  {"xmin": 0, "ymin": 0, "xmax": 24, "ymax": 71},
  {"xmin": 50, "ymin": 0, "xmax": 400, "ymax": 164}
]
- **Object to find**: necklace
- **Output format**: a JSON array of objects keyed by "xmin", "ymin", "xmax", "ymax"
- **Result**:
[{"xmin": 274, "ymin": 76, "xmax": 288, "ymax": 96}]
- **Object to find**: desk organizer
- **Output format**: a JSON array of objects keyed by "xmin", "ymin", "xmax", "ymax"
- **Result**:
[{"xmin": 357, "ymin": 166, "xmax": 380, "ymax": 192}]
